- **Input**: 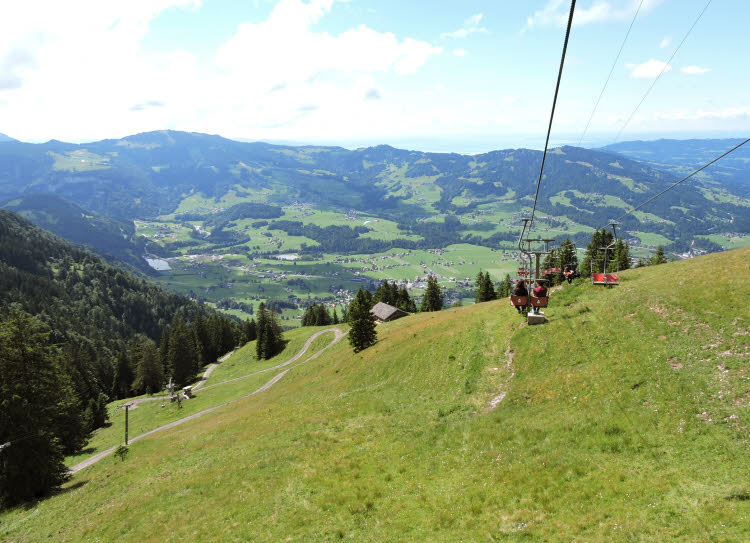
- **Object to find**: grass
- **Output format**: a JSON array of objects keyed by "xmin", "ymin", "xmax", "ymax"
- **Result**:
[
  {"xmin": 64, "ymin": 327, "xmax": 337, "ymax": 468},
  {"xmin": 6, "ymin": 248, "xmax": 748, "ymax": 541}
]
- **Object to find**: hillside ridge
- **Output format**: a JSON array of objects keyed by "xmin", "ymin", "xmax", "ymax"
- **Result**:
[{"xmin": 2, "ymin": 246, "xmax": 748, "ymax": 541}]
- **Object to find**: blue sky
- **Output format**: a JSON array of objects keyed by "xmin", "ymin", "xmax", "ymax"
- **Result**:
[{"xmin": 0, "ymin": 0, "xmax": 747, "ymax": 152}]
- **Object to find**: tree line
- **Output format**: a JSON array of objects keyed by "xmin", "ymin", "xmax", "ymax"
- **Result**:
[{"xmin": 0, "ymin": 211, "xmax": 251, "ymax": 507}]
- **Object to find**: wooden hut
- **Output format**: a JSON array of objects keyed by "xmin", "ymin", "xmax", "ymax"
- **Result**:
[{"xmin": 370, "ymin": 302, "xmax": 408, "ymax": 323}]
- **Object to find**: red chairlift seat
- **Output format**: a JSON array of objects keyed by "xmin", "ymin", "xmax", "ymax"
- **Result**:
[
  {"xmin": 530, "ymin": 296, "xmax": 549, "ymax": 308},
  {"xmin": 510, "ymin": 295, "xmax": 528, "ymax": 307},
  {"xmin": 591, "ymin": 273, "xmax": 619, "ymax": 285}
]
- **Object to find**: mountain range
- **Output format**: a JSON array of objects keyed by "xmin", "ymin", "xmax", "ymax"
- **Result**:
[{"xmin": 1, "ymin": 130, "xmax": 748, "ymax": 261}]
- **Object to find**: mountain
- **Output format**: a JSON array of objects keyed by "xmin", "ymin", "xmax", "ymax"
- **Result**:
[
  {"xmin": 1, "ymin": 194, "xmax": 152, "ymax": 273},
  {"xmin": 0, "ymin": 131, "xmax": 747, "ymax": 256},
  {"xmin": 600, "ymin": 138, "xmax": 750, "ymax": 197},
  {"xmin": 0, "ymin": 133, "xmax": 16, "ymax": 143},
  {"xmin": 0, "ymin": 209, "xmax": 239, "ymax": 424},
  {"xmin": 2, "ymin": 246, "xmax": 748, "ymax": 540}
]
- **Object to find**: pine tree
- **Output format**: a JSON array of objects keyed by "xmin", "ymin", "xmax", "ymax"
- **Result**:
[
  {"xmin": 256, "ymin": 303, "xmax": 267, "ymax": 360},
  {"xmin": 420, "ymin": 276, "xmax": 443, "ymax": 312},
  {"xmin": 348, "ymin": 288, "xmax": 377, "ymax": 353},
  {"xmin": 396, "ymin": 286, "xmax": 416, "ymax": 312},
  {"xmin": 582, "ymin": 229, "xmax": 614, "ymax": 274},
  {"xmin": 613, "ymin": 240, "xmax": 631, "ymax": 271},
  {"xmin": 498, "ymin": 274, "xmax": 513, "ymax": 298},
  {"xmin": 475, "ymin": 271, "xmax": 485, "ymax": 303},
  {"xmin": 557, "ymin": 238, "xmax": 579, "ymax": 271},
  {"xmin": 651, "ymin": 245, "xmax": 668, "ymax": 265},
  {"xmin": 158, "ymin": 327, "xmax": 171, "ymax": 380},
  {"xmin": 243, "ymin": 318, "xmax": 257, "ymax": 344},
  {"xmin": 332, "ymin": 308, "xmax": 339, "ymax": 324},
  {"xmin": 483, "ymin": 271, "xmax": 497, "ymax": 300},
  {"xmin": 132, "ymin": 340, "xmax": 163, "ymax": 395},
  {"xmin": 0, "ymin": 309, "xmax": 84, "ymax": 506},
  {"xmin": 167, "ymin": 317, "xmax": 198, "ymax": 386},
  {"xmin": 111, "ymin": 351, "xmax": 133, "ymax": 400},
  {"xmin": 256, "ymin": 306, "xmax": 283, "ymax": 359}
]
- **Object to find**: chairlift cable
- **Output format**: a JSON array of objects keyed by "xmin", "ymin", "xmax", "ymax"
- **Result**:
[
  {"xmin": 528, "ymin": 0, "xmax": 576, "ymax": 232},
  {"xmin": 613, "ymin": 0, "xmax": 713, "ymax": 143},
  {"xmin": 602, "ymin": 137, "xmax": 750, "ymax": 228},
  {"xmin": 578, "ymin": 0, "xmax": 645, "ymax": 146}
]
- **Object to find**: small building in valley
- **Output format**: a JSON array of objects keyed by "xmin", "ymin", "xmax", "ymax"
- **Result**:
[{"xmin": 370, "ymin": 302, "xmax": 408, "ymax": 323}]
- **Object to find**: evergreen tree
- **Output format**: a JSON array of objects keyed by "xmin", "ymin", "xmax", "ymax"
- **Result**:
[
  {"xmin": 111, "ymin": 351, "xmax": 133, "ymax": 400},
  {"xmin": 132, "ymin": 340, "xmax": 163, "ymax": 395},
  {"xmin": 651, "ymin": 245, "xmax": 668, "ymax": 265},
  {"xmin": 475, "ymin": 271, "xmax": 496, "ymax": 302},
  {"xmin": 557, "ymin": 238, "xmax": 579, "ymax": 271},
  {"xmin": 396, "ymin": 286, "xmax": 417, "ymax": 312},
  {"xmin": 613, "ymin": 240, "xmax": 631, "ymax": 271},
  {"xmin": 347, "ymin": 288, "xmax": 377, "ymax": 353},
  {"xmin": 581, "ymin": 229, "xmax": 614, "ymax": 274},
  {"xmin": 256, "ymin": 306, "xmax": 283, "ymax": 359},
  {"xmin": 167, "ymin": 317, "xmax": 198, "ymax": 386},
  {"xmin": 498, "ymin": 274, "xmax": 513, "ymax": 298},
  {"xmin": 243, "ymin": 318, "xmax": 257, "ymax": 344},
  {"xmin": 0, "ymin": 309, "xmax": 84, "ymax": 506},
  {"xmin": 420, "ymin": 276, "xmax": 443, "ymax": 312},
  {"xmin": 158, "ymin": 327, "xmax": 171, "ymax": 380},
  {"xmin": 483, "ymin": 271, "xmax": 497, "ymax": 300},
  {"xmin": 362, "ymin": 289, "xmax": 374, "ymax": 311},
  {"xmin": 193, "ymin": 314, "xmax": 212, "ymax": 368},
  {"xmin": 256, "ymin": 303, "xmax": 267, "ymax": 360},
  {"xmin": 332, "ymin": 308, "xmax": 339, "ymax": 324}
]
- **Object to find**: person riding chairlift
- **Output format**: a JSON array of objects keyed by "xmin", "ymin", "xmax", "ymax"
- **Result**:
[
  {"xmin": 513, "ymin": 280, "xmax": 528, "ymax": 314},
  {"xmin": 532, "ymin": 280, "xmax": 547, "ymax": 314},
  {"xmin": 564, "ymin": 267, "xmax": 573, "ymax": 284}
]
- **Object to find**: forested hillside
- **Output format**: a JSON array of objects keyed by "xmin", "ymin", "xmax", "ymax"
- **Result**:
[
  {"xmin": 0, "ymin": 211, "xmax": 241, "ymax": 506},
  {"xmin": 1, "ymin": 194, "xmax": 151, "ymax": 273}
]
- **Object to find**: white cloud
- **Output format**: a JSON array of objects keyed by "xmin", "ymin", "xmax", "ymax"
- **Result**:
[
  {"xmin": 441, "ymin": 12, "xmax": 487, "ymax": 39},
  {"xmin": 654, "ymin": 106, "xmax": 750, "ymax": 121},
  {"xmin": 681, "ymin": 65, "xmax": 711, "ymax": 75},
  {"xmin": 659, "ymin": 36, "xmax": 671, "ymax": 48},
  {"xmin": 453, "ymin": 49, "xmax": 466, "ymax": 57},
  {"xmin": 626, "ymin": 59, "xmax": 671, "ymax": 79},
  {"xmin": 525, "ymin": 0, "xmax": 663, "ymax": 29},
  {"xmin": 0, "ymin": 0, "xmax": 443, "ymax": 142}
]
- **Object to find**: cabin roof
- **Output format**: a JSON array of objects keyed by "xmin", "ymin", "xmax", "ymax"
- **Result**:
[{"xmin": 370, "ymin": 302, "xmax": 407, "ymax": 321}]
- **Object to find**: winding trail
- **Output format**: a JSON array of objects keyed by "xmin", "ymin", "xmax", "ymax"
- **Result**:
[
  {"xmin": 126, "ymin": 350, "xmax": 236, "ymax": 409},
  {"xmin": 70, "ymin": 328, "xmax": 345, "ymax": 474}
]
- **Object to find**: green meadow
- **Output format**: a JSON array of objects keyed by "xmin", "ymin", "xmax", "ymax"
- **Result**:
[{"xmin": 2, "ymin": 247, "xmax": 748, "ymax": 542}]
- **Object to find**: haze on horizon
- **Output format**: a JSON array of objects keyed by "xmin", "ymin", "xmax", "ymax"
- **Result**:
[{"xmin": 1, "ymin": 0, "xmax": 748, "ymax": 153}]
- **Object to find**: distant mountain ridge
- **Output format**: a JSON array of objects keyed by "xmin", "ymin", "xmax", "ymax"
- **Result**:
[
  {"xmin": 0, "ymin": 130, "xmax": 747, "ymax": 255},
  {"xmin": 600, "ymin": 138, "xmax": 750, "ymax": 196},
  {"xmin": 0, "ymin": 132, "xmax": 17, "ymax": 142},
  {"xmin": 1, "ymin": 193, "xmax": 151, "ymax": 273}
]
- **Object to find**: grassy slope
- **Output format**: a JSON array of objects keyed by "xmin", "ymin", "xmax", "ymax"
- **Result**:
[{"xmin": 1, "ymin": 248, "xmax": 748, "ymax": 542}]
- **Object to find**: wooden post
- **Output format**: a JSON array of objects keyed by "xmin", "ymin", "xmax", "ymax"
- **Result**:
[{"xmin": 124, "ymin": 404, "xmax": 129, "ymax": 445}]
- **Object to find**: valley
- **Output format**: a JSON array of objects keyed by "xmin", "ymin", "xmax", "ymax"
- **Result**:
[{"xmin": 2, "ymin": 131, "xmax": 748, "ymax": 325}]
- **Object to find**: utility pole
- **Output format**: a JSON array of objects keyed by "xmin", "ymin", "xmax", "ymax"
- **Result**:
[{"xmin": 120, "ymin": 403, "xmax": 133, "ymax": 445}]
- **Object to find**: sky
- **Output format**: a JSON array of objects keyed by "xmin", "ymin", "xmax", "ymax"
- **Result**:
[{"xmin": 0, "ymin": 0, "xmax": 748, "ymax": 152}]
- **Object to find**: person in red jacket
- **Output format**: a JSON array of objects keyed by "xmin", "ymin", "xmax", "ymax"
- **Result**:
[{"xmin": 532, "ymin": 281, "xmax": 547, "ymax": 314}]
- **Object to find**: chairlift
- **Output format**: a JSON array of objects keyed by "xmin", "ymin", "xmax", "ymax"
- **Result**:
[
  {"xmin": 511, "ymin": 218, "xmax": 554, "ymax": 323},
  {"xmin": 591, "ymin": 222, "xmax": 620, "ymax": 286}
]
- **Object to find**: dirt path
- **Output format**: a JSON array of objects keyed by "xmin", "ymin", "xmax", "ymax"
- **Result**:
[
  {"xmin": 69, "ymin": 327, "xmax": 345, "ymax": 474},
  {"xmin": 125, "ymin": 349, "xmax": 237, "ymax": 409}
]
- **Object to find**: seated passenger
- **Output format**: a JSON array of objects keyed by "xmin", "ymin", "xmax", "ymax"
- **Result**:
[
  {"xmin": 512, "ymin": 280, "xmax": 528, "ymax": 314},
  {"xmin": 532, "ymin": 281, "xmax": 547, "ymax": 314}
]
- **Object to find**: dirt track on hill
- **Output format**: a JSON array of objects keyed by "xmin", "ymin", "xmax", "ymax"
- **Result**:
[{"xmin": 69, "ymin": 327, "xmax": 345, "ymax": 474}]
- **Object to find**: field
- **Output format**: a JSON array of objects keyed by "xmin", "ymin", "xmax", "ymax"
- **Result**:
[
  {"xmin": 136, "ymin": 197, "xmax": 602, "ymax": 323},
  {"xmin": 2, "ymin": 246, "xmax": 748, "ymax": 541}
]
